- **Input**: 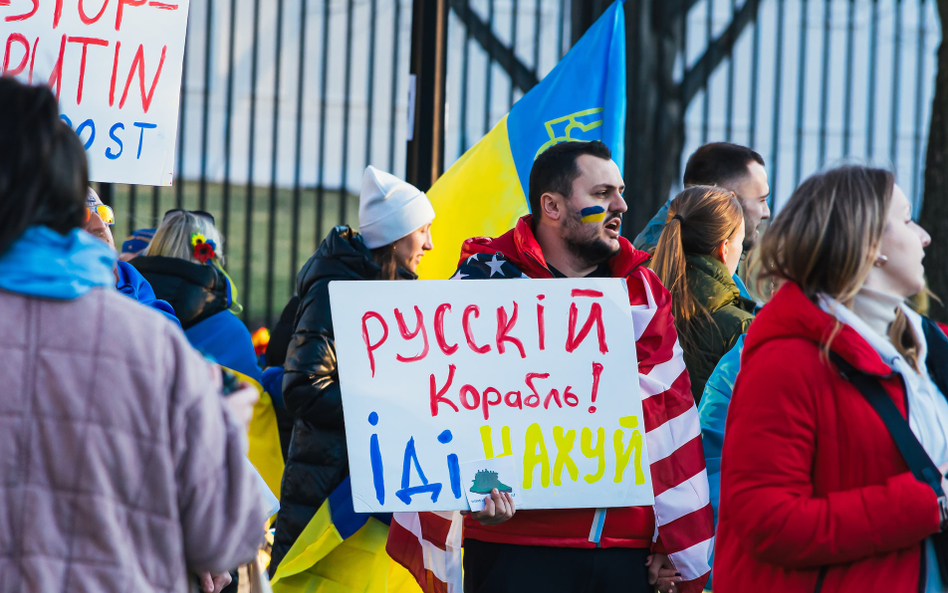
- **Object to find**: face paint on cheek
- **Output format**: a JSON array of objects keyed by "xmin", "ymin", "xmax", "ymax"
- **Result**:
[{"xmin": 580, "ymin": 206, "xmax": 606, "ymax": 223}]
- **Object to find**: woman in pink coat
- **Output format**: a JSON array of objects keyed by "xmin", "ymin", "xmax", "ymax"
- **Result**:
[{"xmin": 0, "ymin": 78, "xmax": 265, "ymax": 593}]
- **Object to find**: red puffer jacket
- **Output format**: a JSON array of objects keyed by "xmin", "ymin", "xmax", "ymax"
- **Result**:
[{"xmin": 714, "ymin": 282, "xmax": 942, "ymax": 593}]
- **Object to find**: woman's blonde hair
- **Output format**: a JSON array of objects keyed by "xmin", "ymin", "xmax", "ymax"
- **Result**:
[
  {"xmin": 649, "ymin": 186, "xmax": 744, "ymax": 354},
  {"xmin": 757, "ymin": 165, "xmax": 920, "ymax": 367},
  {"xmin": 147, "ymin": 211, "xmax": 225, "ymax": 266},
  {"xmin": 758, "ymin": 165, "xmax": 892, "ymax": 304}
]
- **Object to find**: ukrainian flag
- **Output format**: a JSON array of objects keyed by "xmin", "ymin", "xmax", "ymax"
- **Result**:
[
  {"xmin": 417, "ymin": 0, "xmax": 627, "ymax": 280},
  {"xmin": 270, "ymin": 477, "xmax": 417, "ymax": 593},
  {"xmin": 237, "ymin": 370, "xmax": 285, "ymax": 503}
]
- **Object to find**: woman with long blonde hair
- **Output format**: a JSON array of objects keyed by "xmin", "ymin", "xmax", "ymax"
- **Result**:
[
  {"xmin": 714, "ymin": 165, "xmax": 945, "ymax": 593},
  {"xmin": 650, "ymin": 186, "xmax": 755, "ymax": 403}
]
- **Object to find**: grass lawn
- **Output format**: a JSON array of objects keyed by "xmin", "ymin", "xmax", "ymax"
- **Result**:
[{"xmin": 102, "ymin": 180, "xmax": 359, "ymax": 330}]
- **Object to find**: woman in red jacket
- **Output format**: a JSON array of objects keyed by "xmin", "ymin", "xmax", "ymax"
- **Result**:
[{"xmin": 714, "ymin": 165, "xmax": 948, "ymax": 593}]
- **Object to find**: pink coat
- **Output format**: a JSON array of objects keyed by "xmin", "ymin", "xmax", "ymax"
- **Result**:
[{"xmin": 0, "ymin": 287, "xmax": 266, "ymax": 592}]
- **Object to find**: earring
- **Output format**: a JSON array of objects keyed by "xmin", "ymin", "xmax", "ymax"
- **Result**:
[{"xmin": 874, "ymin": 254, "xmax": 888, "ymax": 267}]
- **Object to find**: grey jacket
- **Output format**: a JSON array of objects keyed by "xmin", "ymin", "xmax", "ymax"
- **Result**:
[{"xmin": 0, "ymin": 287, "xmax": 265, "ymax": 592}]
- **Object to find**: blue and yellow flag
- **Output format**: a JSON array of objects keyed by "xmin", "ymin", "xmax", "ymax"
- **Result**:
[
  {"xmin": 271, "ymin": 477, "xmax": 417, "ymax": 593},
  {"xmin": 228, "ymin": 368, "xmax": 285, "ymax": 503},
  {"xmin": 418, "ymin": 0, "xmax": 627, "ymax": 279}
]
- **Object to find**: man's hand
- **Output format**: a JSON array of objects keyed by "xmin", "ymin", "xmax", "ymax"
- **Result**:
[
  {"xmin": 470, "ymin": 489, "xmax": 516, "ymax": 526},
  {"xmin": 646, "ymin": 553, "xmax": 682, "ymax": 593},
  {"xmin": 197, "ymin": 572, "xmax": 232, "ymax": 593}
]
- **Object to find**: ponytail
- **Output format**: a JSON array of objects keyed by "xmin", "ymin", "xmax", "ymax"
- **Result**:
[
  {"xmin": 651, "ymin": 215, "xmax": 696, "ymax": 331},
  {"xmin": 649, "ymin": 186, "xmax": 744, "ymax": 354}
]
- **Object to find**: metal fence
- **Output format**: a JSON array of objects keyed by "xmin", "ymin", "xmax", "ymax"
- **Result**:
[
  {"xmin": 677, "ymin": 0, "xmax": 941, "ymax": 214},
  {"xmin": 98, "ymin": 0, "xmax": 943, "ymax": 329}
]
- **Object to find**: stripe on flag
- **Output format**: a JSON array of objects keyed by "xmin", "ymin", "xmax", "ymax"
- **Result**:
[{"xmin": 386, "ymin": 512, "xmax": 463, "ymax": 593}]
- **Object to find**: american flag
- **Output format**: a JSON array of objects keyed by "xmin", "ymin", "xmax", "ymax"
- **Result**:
[
  {"xmin": 386, "ymin": 511, "xmax": 463, "ymax": 593},
  {"xmin": 387, "ymin": 259, "xmax": 713, "ymax": 593}
]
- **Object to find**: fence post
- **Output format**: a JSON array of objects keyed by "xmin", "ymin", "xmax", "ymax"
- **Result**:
[
  {"xmin": 406, "ymin": 0, "xmax": 449, "ymax": 191},
  {"xmin": 570, "ymin": 0, "xmax": 608, "ymax": 44},
  {"xmin": 97, "ymin": 182, "xmax": 114, "ymax": 206}
]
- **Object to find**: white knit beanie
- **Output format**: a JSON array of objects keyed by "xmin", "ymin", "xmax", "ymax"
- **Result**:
[{"xmin": 358, "ymin": 166, "xmax": 436, "ymax": 249}]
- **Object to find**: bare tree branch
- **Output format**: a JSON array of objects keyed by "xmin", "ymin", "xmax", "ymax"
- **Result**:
[
  {"xmin": 680, "ymin": 0, "xmax": 762, "ymax": 107},
  {"xmin": 448, "ymin": 0, "xmax": 539, "ymax": 94}
]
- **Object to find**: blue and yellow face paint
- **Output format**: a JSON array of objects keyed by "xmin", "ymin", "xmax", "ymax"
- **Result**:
[{"xmin": 580, "ymin": 206, "xmax": 607, "ymax": 223}]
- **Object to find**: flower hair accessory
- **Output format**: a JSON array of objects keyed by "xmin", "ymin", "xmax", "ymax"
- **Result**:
[{"xmin": 190, "ymin": 233, "xmax": 217, "ymax": 264}]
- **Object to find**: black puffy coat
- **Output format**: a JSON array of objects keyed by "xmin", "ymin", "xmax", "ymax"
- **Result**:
[
  {"xmin": 270, "ymin": 226, "xmax": 405, "ymax": 573},
  {"xmin": 131, "ymin": 255, "xmax": 230, "ymax": 330}
]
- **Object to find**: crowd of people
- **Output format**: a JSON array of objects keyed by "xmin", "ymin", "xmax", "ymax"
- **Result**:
[{"xmin": 0, "ymin": 70, "xmax": 944, "ymax": 593}]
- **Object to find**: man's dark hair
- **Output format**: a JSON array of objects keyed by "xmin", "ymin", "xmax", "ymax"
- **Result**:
[
  {"xmin": 0, "ymin": 77, "xmax": 89, "ymax": 256},
  {"xmin": 529, "ymin": 140, "xmax": 613, "ymax": 217},
  {"xmin": 683, "ymin": 142, "xmax": 764, "ymax": 187}
]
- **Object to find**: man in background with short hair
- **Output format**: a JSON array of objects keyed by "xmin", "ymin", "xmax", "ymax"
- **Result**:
[{"xmin": 633, "ymin": 142, "xmax": 771, "ymax": 298}]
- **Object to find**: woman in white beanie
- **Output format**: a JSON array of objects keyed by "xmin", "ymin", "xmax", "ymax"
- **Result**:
[{"xmin": 270, "ymin": 166, "xmax": 434, "ymax": 580}]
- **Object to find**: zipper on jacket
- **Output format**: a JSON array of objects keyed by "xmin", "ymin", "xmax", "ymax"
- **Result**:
[
  {"xmin": 588, "ymin": 508, "xmax": 607, "ymax": 547},
  {"xmin": 812, "ymin": 566, "xmax": 827, "ymax": 593}
]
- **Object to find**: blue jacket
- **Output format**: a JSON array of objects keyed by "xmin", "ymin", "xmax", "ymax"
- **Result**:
[
  {"xmin": 0, "ymin": 226, "xmax": 115, "ymax": 299},
  {"xmin": 185, "ymin": 311, "xmax": 262, "ymax": 383},
  {"xmin": 115, "ymin": 261, "xmax": 181, "ymax": 328},
  {"xmin": 698, "ymin": 334, "xmax": 745, "ymax": 589}
]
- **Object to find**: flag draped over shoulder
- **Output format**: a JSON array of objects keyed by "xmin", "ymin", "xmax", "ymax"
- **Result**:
[
  {"xmin": 415, "ymin": 0, "xmax": 627, "ymax": 281},
  {"xmin": 629, "ymin": 275, "xmax": 714, "ymax": 592},
  {"xmin": 271, "ymin": 477, "xmax": 419, "ymax": 593}
]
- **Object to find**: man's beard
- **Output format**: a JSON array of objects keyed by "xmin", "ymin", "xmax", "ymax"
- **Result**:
[
  {"xmin": 742, "ymin": 234, "xmax": 757, "ymax": 253},
  {"xmin": 563, "ymin": 215, "xmax": 621, "ymax": 269},
  {"xmin": 742, "ymin": 216, "xmax": 759, "ymax": 252}
]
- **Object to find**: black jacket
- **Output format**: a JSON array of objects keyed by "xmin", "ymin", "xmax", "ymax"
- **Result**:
[
  {"xmin": 266, "ymin": 296, "xmax": 300, "ymax": 368},
  {"xmin": 269, "ymin": 226, "xmax": 390, "ymax": 574},
  {"xmin": 131, "ymin": 255, "xmax": 230, "ymax": 330}
]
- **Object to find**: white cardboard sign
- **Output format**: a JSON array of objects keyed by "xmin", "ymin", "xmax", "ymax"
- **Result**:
[
  {"xmin": 329, "ymin": 278, "xmax": 654, "ymax": 513},
  {"xmin": 1, "ymin": 0, "xmax": 192, "ymax": 186}
]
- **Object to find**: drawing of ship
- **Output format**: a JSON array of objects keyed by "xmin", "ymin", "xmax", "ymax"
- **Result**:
[{"xmin": 470, "ymin": 469, "xmax": 513, "ymax": 494}]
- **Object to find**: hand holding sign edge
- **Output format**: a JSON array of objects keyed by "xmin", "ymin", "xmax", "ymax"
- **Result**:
[{"xmin": 470, "ymin": 488, "xmax": 516, "ymax": 526}]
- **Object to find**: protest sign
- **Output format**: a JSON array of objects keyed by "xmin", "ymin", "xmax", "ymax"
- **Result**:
[
  {"xmin": 1, "ymin": 0, "xmax": 191, "ymax": 186},
  {"xmin": 329, "ymin": 278, "xmax": 653, "ymax": 513}
]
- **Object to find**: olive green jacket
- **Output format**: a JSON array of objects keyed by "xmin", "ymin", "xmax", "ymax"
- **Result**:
[{"xmin": 679, "ymin": 254, "xmax": 756, "ymax": 403}]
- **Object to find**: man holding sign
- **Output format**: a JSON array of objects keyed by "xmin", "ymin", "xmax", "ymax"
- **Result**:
[{"xmin": 451, "ymin": 141, "xmax": 713, "ymax": 593}]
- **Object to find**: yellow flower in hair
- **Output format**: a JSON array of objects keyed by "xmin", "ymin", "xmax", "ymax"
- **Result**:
[{"xmin": 190, "ymin": 233, "xmax": 207, "ymax": 247}]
